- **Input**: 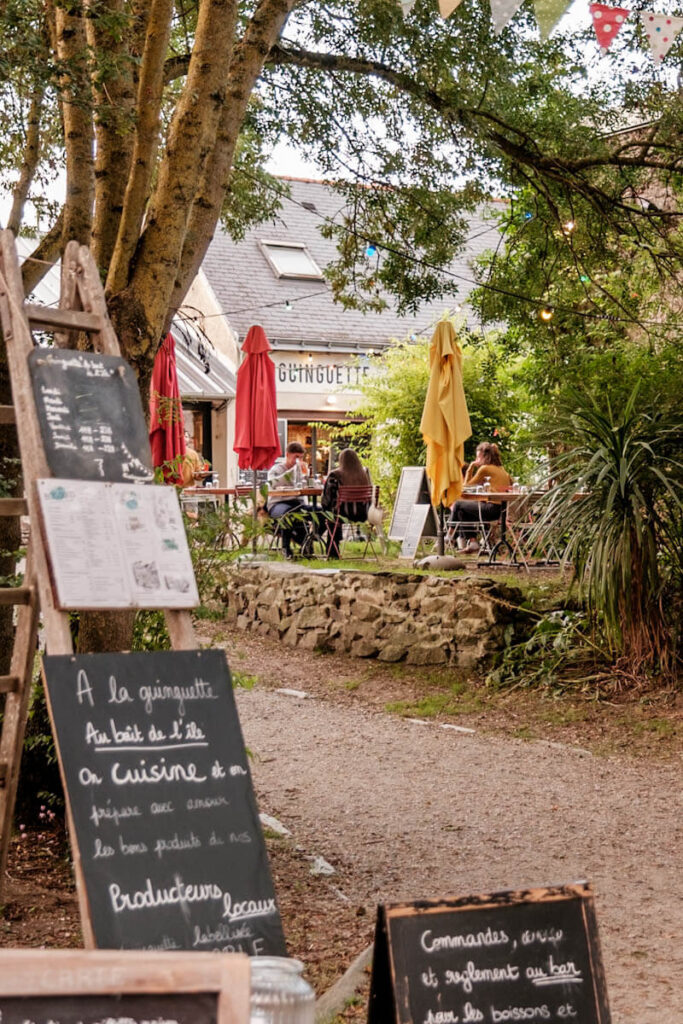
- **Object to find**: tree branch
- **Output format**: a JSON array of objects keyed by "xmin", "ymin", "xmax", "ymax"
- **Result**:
[
  {"xmin": 167, "ymin": 0, "xmax": 297, "ymax": 325},
  {"xmin": 6, "ymin": 85, "xmax": 44, "ymax": 235},
  {"xmin": 20, "ymin": 208, "xmax": 65, "ymax": 294}
]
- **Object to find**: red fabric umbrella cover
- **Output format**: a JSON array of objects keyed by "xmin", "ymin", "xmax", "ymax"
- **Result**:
[
  {"xmin": 149, "ymin": 332, "xmax": 186, "ymax": 484},
  {"xmin": 233, "ymin": 325, "xmax": 281, "ymax": 471}
]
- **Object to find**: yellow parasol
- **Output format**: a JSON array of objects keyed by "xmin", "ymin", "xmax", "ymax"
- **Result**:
[{"xmin": 419, "ymin": 319, "xmax": 472, "ymax": 508}]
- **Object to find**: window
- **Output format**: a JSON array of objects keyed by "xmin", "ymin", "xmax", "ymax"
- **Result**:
[{"xmin": 259, "ymin": 241, "xmax": 324, "ymax": 279}]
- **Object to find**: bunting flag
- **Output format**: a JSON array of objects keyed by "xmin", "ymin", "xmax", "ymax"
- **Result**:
[
  {"xmin": 640, "ymin": 12, "xmax": 683, "ymax": 61},
  {"xmin": 438, "ymin": 0, "xmax": 463, "ymax": 17},
  {"xmin": 534, "ymin": 0, "xmax": 571, "ymax": 39},
  {"xmin": 589, "ymin": 3, "xmax": 630, "ymax": 50},
  {"xmin": 490, "ymin": 0, "xmax": 525, "ymax": 34},
  {"xmin": 399, "ymin": 0, "xmax": 417, "ymax": 15}
]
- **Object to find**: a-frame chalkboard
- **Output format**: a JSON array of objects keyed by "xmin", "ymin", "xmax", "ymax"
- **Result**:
[
  {"xmin": 43, "ymin": 649, "xmax": 287, "ymax": 955},
  {"xmin": 0, "ymin": 949, "xmax": 250, "ymax": 1024},
  {"xmin": 368, "ymin": 882, "xmax": 610, "ymax": 1024}
]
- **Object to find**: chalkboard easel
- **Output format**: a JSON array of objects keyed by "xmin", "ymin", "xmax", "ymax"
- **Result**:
[
  {"xmin": 42, "ymin": 649, "xmax": 287, "ymax": 956},
  {"xmin": 0, "ymin": 949, "xmax": 249, "ymax": 1024},
  {"xmin": 368, "ymin": 882, "xmax": 611, "ymax": 1024}
]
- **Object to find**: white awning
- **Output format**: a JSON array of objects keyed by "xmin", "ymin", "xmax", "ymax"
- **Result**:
[{"xmin": 172, "ymin": 319, "xmax": 236, "ymax": 401}]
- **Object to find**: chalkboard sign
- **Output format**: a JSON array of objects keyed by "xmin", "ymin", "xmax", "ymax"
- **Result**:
[
  {"xmin": 43, "ymin": 650, "xmax": 286, "ymax": 955},
  {"xmin": 29, "ymin": 348, "xmax": 153, "ymax": 482},
  {"xmin": 0, "ymin": 949, "xmax": 249, "ymax": 1024},
  {"xmin": 389, "ymin": 468, "xmax": 432, "ymax": 541},
  {"xmin": 400, "ymin": 504, "xmax": 437, "ymax": 560},
  {"xmin": 368, "ymin": 883, "xmax": 611, "ymax": 1024}
]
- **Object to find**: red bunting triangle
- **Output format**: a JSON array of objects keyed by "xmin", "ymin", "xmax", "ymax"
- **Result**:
[{"xmin": 589, "ymin": 3, "xmax": 630, "ymax": 50}]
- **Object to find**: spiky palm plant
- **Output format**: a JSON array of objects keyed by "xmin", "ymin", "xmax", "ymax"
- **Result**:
[{"xmin": 531, "ymin": 387, "xmax": 682, "ymax": 684}]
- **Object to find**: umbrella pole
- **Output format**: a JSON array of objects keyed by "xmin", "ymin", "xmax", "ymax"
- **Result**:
[
  {"xmin": 252, "ymin": 469, "xmax": 258, "ymax": 554},
  {"xmin": 436, "ymin": 502, "xmax": 445, "ymax": 556}
]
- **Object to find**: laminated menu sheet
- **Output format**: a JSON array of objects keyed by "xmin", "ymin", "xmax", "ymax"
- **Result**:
[{"xmin": 37, "ymin": 479, "xmax": 199, "ymax": 609}]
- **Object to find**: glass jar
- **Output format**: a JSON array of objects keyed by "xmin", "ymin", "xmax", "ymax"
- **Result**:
[{"xmin": 250, "ymin": 957, "xmax": 315, "ymax": 1024}]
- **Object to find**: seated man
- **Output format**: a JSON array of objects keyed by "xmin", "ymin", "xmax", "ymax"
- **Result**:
[{"xmin": 267, "ymin": 442, "xmax": 314, "ymax": 559}]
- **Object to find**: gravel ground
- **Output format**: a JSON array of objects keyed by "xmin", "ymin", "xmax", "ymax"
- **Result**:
[{"xmin": 236, "ymin": 687, "xmax": 682, "ymax": 1024}]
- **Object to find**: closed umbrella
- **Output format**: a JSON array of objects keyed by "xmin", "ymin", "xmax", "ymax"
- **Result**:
[
  {"xmin": 149, "ymin": 332, "xmax": 185, "ymax": 484},
  {"xmin": 233, "ymin": 325, "xmax": 281, "ymax": 549},
  {"xmin": 419, "ymin": 319, "xmax": 472, "ymax": 553}
]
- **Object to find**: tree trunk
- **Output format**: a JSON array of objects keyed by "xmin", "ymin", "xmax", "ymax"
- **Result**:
[{"xmin": 77, "ymin": 609, "xmax": 137, "ymax": 654}]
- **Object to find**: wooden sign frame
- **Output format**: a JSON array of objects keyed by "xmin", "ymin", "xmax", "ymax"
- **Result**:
[
  {"xmin": 369, "ymin": 882, "xmax": 611, "ymax": 1024},
  {"xmin": 0, "ymin": 949, "xmax": 249, "ymax": 1024}
]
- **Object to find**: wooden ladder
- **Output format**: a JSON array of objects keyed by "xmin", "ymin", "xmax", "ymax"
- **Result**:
[{"xmin": 0, "ymin": 229, "xmax": 196, "ymax": 906}]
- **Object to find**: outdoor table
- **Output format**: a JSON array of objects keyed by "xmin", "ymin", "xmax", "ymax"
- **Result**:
[
  {"xmin": 460, "ymin": 489, "xmax": 525, "ymax": 565},
  {"xmin": 268, "ymin": 487, "xmax": 324, "ymax": 507}
]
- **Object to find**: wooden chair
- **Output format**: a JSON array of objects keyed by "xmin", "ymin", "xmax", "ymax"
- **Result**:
[{"xmin": 327, "ymin": 484, "xmax": 381, "ymax": 560}]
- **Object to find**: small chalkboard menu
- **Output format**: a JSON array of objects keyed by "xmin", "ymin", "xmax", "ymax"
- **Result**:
[
  {"xmin": 368, "ymin": 883, "xmax": 611, "ymax": 1024},
  {"xmin": 43, "ymin": 650, "xmax": 287, "ymax": 955},
  {"xmin": 37, "ymin": 478, "xmax": 199, "ymax": 609},
  {"xmin": 389, "ymin": 468, "xmax": 431, "ymax": 541},
  {"xmin": 0, "ymin": 949, "xmax": 249, "ymax": 1024},
  {"xmin": 400, "ymin": 504, "xmax": 437, "ymax": 560},
  {"xmin": 29, "ymin": 348, "xmax": 154, "ymax": 482}
]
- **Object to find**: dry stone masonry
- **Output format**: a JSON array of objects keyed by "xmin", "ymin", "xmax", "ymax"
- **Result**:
[{"xmin": 214, "ymin": 565, "xmax": 528, "ymax": 669}]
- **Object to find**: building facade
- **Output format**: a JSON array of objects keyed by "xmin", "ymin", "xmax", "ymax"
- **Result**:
[{"xmin": 199, "ymin": 177, "xmax": 503, "ymax": 481}]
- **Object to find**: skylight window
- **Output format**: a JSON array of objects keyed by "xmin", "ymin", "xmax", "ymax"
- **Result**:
[{"xmin": 260, "ymin": 241, "xmax": 324, "ymax": 279}]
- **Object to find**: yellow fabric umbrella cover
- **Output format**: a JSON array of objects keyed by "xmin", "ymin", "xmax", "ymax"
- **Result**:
[{"xmin": 419, "ymin": 320, "xmax": 472, "ymax": 507}]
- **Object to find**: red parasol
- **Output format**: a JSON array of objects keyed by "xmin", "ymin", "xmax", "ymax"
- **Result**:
[
  {"xmin": 233, "ymin": 325, "xmax": 281, "ymax": 471},
  {"xmin": 149, "ymin": 332, "xmax": 186, "ymax": 484}
]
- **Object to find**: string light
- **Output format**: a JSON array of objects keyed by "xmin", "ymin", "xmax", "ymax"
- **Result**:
[
  {"xmin": 562, "ymin": 219, "xmax": 576, "ymax": 234},
  {"xmin": 539, "ymin": 306, "xmax": 554, "ymax": 322},
  {"xmin": 284, "ymin": 299, "xmax": 293, "ymax": 311},
  {"xmin": 580, "ymin": 274, "xmax": 590, "ymax": 283},
  {"xmin": 523, "ymin": 211, "xmax": 533, "ymax": 221},
  {"xmin": 365, "ymin": 242, "xmax": 378, "ymax": 257}
]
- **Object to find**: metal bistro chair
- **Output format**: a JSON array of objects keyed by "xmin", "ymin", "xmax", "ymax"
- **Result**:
[{"xmin": 327, "ymin": 484, "xmax": 381, "ymax": 561}]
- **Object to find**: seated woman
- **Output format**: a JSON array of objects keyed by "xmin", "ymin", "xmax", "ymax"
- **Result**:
[
  {"xmin": 449, "ymin": 442, "xmax": 512, "ymax": 553},
  {"xmin": 321, "ymin": 448, "xmax": 372, "ymax": 558}
]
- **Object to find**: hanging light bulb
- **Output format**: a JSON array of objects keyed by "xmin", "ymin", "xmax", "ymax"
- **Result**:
[
  {"xmin": 580, "ymin": 274, "xmax": 590, "ymax": 283},
  {"xmin": 562, "ymin": 219, "xmax": 576, "ymax": 235},
  {"xmin": 523, "ymin": 211, "xmax": 533, "ymax": 221},
  {"xmin": 365, "ymin": 242, "xmax": 377, "ymax": 257},
  {"xmin": 284, "ymin": 299, "xmax": 293, "ymax": 312},
  {"xmin": 539, "ymin": 306, "xmax": 554, "ymax": 322},
  {"xmin": 307, "ymin": 352, "xmax": 313, "ymax": 363}
]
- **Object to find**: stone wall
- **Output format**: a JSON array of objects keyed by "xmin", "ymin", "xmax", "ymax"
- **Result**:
[{"xmin": 214, "ymin": 565, "xmax": 528, "ymax": 669}]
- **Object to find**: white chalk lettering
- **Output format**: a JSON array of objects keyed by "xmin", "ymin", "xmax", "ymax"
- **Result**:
[
  {"xmin": 111, "ymin": 758, "xmax": 207, "ymax": 785},
  {"xmin": 109, "ymin": 877, "xmax": 223, "ymax": 913},
  {"xmin": 445, "ymin": 962, "xmax": 519, "ymax": 995},
  {"xmin": 421, "ymin": 928, "xmax": 510, "ymax": 953},
  {"xmin": 77, "ymin": 669, "xmax": 95, "ymax": 707},
  {"xmin": 222, "ymin": 892, "xmax": 278, "ymax": 922},
  {"xmin": 154, "ymin": 831, "xmax": 202, "ymax": 858},
  {"xmin": 490, "ymin": 1006, "xmax": 551, "ymax": 1022},
  {"xmin": 138, "ymin": 677, "xmax": 217, "ymax": 715}
]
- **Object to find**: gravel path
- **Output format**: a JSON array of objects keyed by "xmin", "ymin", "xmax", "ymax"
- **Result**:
[{"xmin": 236, "ymin": 687, "xmax": 682, "ymax": 1024}]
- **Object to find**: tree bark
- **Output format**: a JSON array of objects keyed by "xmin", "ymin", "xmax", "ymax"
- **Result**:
[
  {"xmin": 86, "ymin": 0, "xmax": 141, "ymax": 271},
  {"xmin": 53, "ymin": 0, "xmax": 95, "ymax": 245},
  {"xmin": 76, "ymin": 609, "xmax": 137, "ymax": 654}
]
